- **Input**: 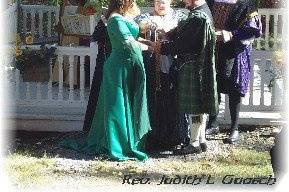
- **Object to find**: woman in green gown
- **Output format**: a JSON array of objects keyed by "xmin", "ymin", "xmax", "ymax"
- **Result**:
[{"xmin": 61, "ymin": 0, "xmax": 151, "ymax": 161}]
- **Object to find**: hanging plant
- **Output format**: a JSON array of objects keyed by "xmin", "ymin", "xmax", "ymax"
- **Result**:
[
  {"xmin": 82, "ymin": 0, "xmax": 154, "ymax": 15},
  {"xmin": 48, "ymin": 0, "xmax": 62, "ymax": 6},
  {"xmin": 47, "ymin": 0, "xmax": 83, "ymax": 6},
  {"xmin": 83, "ymin": 0, "xmax": 108, "ymax": 15}
]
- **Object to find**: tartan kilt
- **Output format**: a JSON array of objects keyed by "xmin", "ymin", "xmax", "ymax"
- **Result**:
[{"xmin": 177, "ymin": 59, "xmax": 203, "ymax": 115}]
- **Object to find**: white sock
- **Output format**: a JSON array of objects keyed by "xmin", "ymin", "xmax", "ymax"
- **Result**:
[
  {"xmin": 189, "ymin": 115, "xmax": 201, "ymax": 145},
  {"xmin": 192, "ymin": 140, "xmax": 200, "ymax": 147},
  {"xmin": 199, "ymin": 114, "xmax": 208, "ymax": 144}
]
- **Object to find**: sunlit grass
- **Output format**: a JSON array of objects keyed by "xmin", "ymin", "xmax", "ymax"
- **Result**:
[
  {"xmin": 5, "ymin": 152, "xmax": 56, "ymax": 188},
  {"xmin": 5, "ymin": 148, "xmax": 273, "ymax": 188}
]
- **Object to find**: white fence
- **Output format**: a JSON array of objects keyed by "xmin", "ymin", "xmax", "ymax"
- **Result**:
[
  {"xmin": 221, "ymin": 50, "xmax": 285, "ymax": 125},
  {"xmin": 3, "ymin": 44, "xmax": 97, "ymax": 131},
  {"xmin": 242, "ymin": 51, "xmax": 284, "ymax": 111},
  {"xmin": 6, "ymin": 45, "xmax": 97, "ymax": 107},
  {"xmin": 5, "ymin": 51, "xmax": 283, "ymax": 115},
  {"xmin": 5, "ymin": 48, "xmax": 284, "ymax": 123},
  {"xmin": 256, "ymin": 8, "xmax": 287, "ymax": 50},
  {"xmin": 21, "ymin": 5, "xmax": 60, "ymax": 41},
  {"xmin": 5, "ymin": 50, "xmax": 284, "ymax": 106}
]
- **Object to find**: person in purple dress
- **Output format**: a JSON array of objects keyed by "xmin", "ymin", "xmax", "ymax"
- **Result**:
[{"xmin": 205, "ymin": 0, "xmax": 262, "ymax": 144}]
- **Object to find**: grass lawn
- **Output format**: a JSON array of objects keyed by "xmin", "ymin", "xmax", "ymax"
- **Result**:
[
  {"xmin": 4, "ymin": 147, "xmax": 273, "ymax": 188},
  {"xmin": 4, "ymin": 128, "xmax": 277, "ymax": 190}
]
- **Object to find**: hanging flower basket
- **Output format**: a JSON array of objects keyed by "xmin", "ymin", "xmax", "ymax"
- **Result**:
[
  {"xmin": 21, "ymin": 63, "xmax": 50, "ymax": 82},
  {"xmin": 14, "ymin": 45, "xmax": 57, "ymax": 82}
]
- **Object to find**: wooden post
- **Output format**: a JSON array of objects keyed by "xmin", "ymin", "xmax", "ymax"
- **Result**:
[{"xmin": 57, "ymin": 0, "xmax": 68, "ymax": 45}]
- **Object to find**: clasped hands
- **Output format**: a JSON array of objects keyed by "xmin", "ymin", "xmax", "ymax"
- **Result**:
[{"xmin": 137, "ymin": 28, "xmax": 165, "ymax": 53}]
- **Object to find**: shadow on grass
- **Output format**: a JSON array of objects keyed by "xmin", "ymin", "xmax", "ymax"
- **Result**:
[
  {"xmin": 5, "ymin": 129, "xmax": 274, "ymax": 189},
  {"xmin": 6, "ymin": 130, "xmax": 192, "ymax": 161}
]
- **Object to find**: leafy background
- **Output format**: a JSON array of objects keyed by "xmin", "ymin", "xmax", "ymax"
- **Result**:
[{"xmin": 15, "ymin": 0, "xmax": 286, "ymax": 8}]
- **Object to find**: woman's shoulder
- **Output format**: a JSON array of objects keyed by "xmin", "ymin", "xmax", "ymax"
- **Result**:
[
  {"xmin": 110, "ymin": 13, "xmax": 133, "ymax": 23},
  {"xmin": 109, "ymin": 13, "xmax": 124, "ymax": 21},
  {"xmin": 108, "ymin": 13, "xmax": 128, "ymax": 26},
  {"xmin": 109, "ymin": 13, "xmax": 137, "ymax": 23}
]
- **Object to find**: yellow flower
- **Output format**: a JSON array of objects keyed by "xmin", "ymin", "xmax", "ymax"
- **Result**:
[
  {"xmin": 273, "ymin": 49, "xmax": 285, "ymax": 70},
  {"xmin": 15, "ymin": 46, "xmax": 23, "ymax": 57},
  {"xmin": 15, "ymin": 33, "xmax": 22, "ymax": 45},
  {"xmin": 25, "ymin": 34, "xmax": 33, "ymax": 45}
]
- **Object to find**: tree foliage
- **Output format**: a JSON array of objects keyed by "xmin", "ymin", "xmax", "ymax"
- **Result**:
[
  {"xmin": 18, "ymin": 0, "xmax": 286, "ymax": 8},
  {"xmin": 256, "ymin": 0, "xmax": 285, "ymax": 8}
]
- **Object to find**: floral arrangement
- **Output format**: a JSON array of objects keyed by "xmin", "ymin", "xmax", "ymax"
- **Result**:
[
  {"xmin": 83, "ymin": 0, "xmax": 108, "ymax": 15},
  {"xmin": 82, "ymin": 0, "xmax": 150, "ymax": 15},
  {"xmin": 47, "ymin": 0, "xmax": 106, "ymax": 15},
  {"xmin": 267, "ymin": 48, "xmax": 285, "ymax": 89},
  {"xmin": 11, "ymin": 33, "xmax": 57, "ymax": 74},
  {"xmin": 272, "ymin": 49, "xmax": 285, "ymax": 78}
]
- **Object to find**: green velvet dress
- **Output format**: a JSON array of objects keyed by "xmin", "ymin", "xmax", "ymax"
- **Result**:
[{"xmin": 60, "ymin": 13, "xmax": 151, "ymax": 161}]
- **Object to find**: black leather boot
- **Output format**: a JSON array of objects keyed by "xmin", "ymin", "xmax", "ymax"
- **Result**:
[
  {"xmin": 173, "ymin": 144, "xmax": 202, "ymax": 155},
  {"xmin": 206, "ymin": 114, "xmax": 219, "ymax": 135}
]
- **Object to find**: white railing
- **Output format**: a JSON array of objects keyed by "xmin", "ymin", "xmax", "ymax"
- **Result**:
[
  {"xmin": 6, "ymin": 44, "xmax": 98, "ymax": 107},
  {"xmin": 242, "ymin": 51, "xmax": 284, "ymax": 111},
  {"xmin": 6, "ymin": 49, "xmax": 283, "ymax": 109},
  {"xmin": 20, "ymin": 5, "xmax": 60, "ymax": 41},
  {"xmin": 19, "ymin": 5, "xmax": 88, "ymax": 42},
  {"xmin": 222, "ymin": 50, "xmax": 285, "ymax": 124},
  {"xmin": 255, "ymin": 8, "xmax": 287, "ymax": 50},
  {"xmin": 3, "ymin": 4, "xmax": 18, "ymax": 43}
]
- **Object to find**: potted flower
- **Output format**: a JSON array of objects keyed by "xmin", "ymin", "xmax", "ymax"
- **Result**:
[
  {"xmin": 269, "ymin": 49, "xmax": 284, "ymax": 87},
  {"xmin": 268, "ymin": 48, "xmax": 285, "ymax": 106},
  {"xmin": 12, "ymin": 33, "xmax": 57, "ymax": 82}
]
